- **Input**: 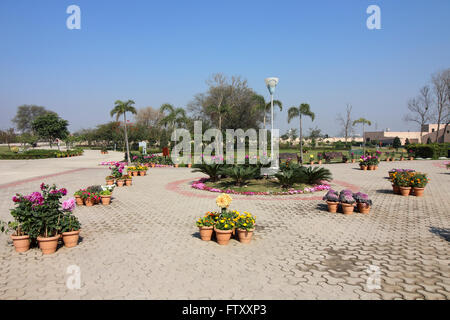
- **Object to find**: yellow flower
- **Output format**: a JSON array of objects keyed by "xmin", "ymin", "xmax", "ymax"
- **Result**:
[
  {"xmin": 216, "ymin": 194, "xmax": 232, "ymax": 208},
  {"xmin": 243, "ymin": 223, "xmax": 247, "ymax": 226},
  {"xmin": 224, "ymin": 224, "xmax": 228, "ymax": 228},
  {"xmin": 220, "ymin": 219, "xmax": 225, "ymax": 223}
]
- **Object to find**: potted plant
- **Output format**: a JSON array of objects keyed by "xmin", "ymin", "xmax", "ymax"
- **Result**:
[
  {"xmin": 342, "ymin": 155, "xmax": 348, "ymax": 164},
  {"xmin": 128, "ymin": 166, "xmax": 138, "ymax": 176},
  {"xmin": 317, "ymin": 153, "xmax": 323, "ymax": 165},
  {"xmin": 100, "ymin": 189, "xmax": 112, "ymax": 205},
  {"xmin": 400, "ymin": 152, "xmax": 405, "ymax": 161},
  {"xmin": 309, "ymin": 154, "xmax": 314, "ymax": 165},
  {"xmin": 359, "ymin": 156, "xmax": 367, "ymax": 170},
  {"xmin": 351, "ymin": 152, "xmax": 356, "ymax": 163},
  {"xmin": 408, "ymin": 149, "xmax": 414, "ymax": 160},
  {"xmin": 116, "ymin": 176, "xmax": 125, "ymax": 187},
  {"xmin": 339, "ymin": 189, "xmax": 355, "ymax": 215},
  {"xmin": 213, "ymin": 194, "xmax": 234, "ymax": 245},
  {"xmin": 393, "ymin": 171, "xmax": 413, "ymax": 196},
  {"xmin": 196, "ymin": 212, "xmax": 217, "ymax": 241},
  {"xmin": 236, "ymin": 211, "xmax": 256, "ymax": 244},
  {"xmin": 137, "ymin": 165, "xmax": 147, "ymax": 176},
  {"xmin": 81, "ymin": 191, "xmax": 98, "ymax": 206},
  {"xmin": 105, "ymin": 175, "xmax": 115, "ymax": 185},
  {"xmin": 322, "ymin": 189, "xmax": 339, "ymax": 213},
  {"xmin": 35, "ymin": 184, "xmax": 68, "ymax": 254},
  {"xmin": 125, "ymin": 175, "xmax": 132, "ymax": 186},
  {"xmin": 74, "ymin": 189, "xmax": 84, "ymax": 206},
  {"xmin": 60, "ymin": 198, "xmax": 81, "ymax": 248},
  {"xmin": 1, "ymin": 219, "xmax": 31, "ymax": 253},
  {"xmin": 410, "ymin": 172, "xmax": 428, "ymax": 197},
  {"xmin": 353, "ymin": 192, "xmax": 372, "ymax": 214}
]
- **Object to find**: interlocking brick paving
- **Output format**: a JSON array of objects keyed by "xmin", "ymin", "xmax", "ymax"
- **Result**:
[{"xmin": 0, "ymin": 154, "xmax": 449, "ymax": 299}]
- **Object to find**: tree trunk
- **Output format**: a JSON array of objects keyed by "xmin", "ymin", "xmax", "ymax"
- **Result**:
[
  {"xmin": 263, "ymin": 114, "xmax": 266, "ymax": 129},
  {"xmin": 124, "ymin": 113, "xmax": 131, "ymax": 163},
  {"xmin": 299, "ymin": 115, "xmax": 303, "ymax": 164}
]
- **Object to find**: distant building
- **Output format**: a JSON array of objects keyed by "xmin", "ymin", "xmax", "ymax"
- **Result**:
[
  {"xmin": 364, "ymin": 124, "xmax": 450, "ymax": 145},
  {"xmin": 280, "ymin": 136, "xmax": 363, "ymax": 145}
]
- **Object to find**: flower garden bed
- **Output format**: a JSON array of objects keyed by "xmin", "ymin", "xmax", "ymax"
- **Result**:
[{"xmin": 192, "ymin": 178, "xmax": 330, "ymax": 196}]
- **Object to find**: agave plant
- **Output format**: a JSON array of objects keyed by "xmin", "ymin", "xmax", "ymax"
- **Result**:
[
  {"xmin": 274, "ymin": 169, "xmax": 298, "ymax": 188},
  {"xmin": 218, "ymin": 165, "xmax": 258, "ymax": 186},
  {"xmin": 191, "ymin": 163, "xmax": 224, "ymax": 182}
]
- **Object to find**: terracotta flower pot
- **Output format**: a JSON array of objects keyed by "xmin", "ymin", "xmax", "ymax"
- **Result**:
[
  {"xmin": 84, "ymin": 198, "xmax": 94, "ymax": 206},
  {"xmin": 413, "ymin": 187, "xmax": 425, "ymax": 197},
  {"xmin": 352, "ymin": 159, "xmax": 356, "ymax": 163},
  {"xmin": 11, "ymin": 234, "xmax": 30, "ymax": 253},
  {"xmin": 310, "ymin": 161, "xmax": 314, "ymax": 165},
  {"xmin": 375, "ymin": 165, "xmax": 378, "ymax": 170},
  {"xmin": 117, "ymin": 180, "xmax": 125, "ymax": 187},
  {"xmin": 326, "ymin": 201, "xmax": 339, "ymax": 213},
  {"xmin": 341, "ymin": 203, "xmax": 354, "ymax": 215},
  {"xmin": 400, "ymin": 157, "xmax": 405, "ymax": 161},
  {"xmin": 37, "ymin": 234, "xmax": 60, "ymax": 255},
  {"xmin": 151, "ymin": 164, "xmax": 155, "ymax": 168},
  {"xmin": 62, "ymin": 230, "xmax": 81, "ymax": 248},
  {"xmin": 357, "ymin": 203, "xmax": 371, "ymax": 214},
  {"xmin": 101, "ymin": 195, "xmax": 111, "ymax": 205},
  {"xmin": 399, "ymin": 186, "xmax": 411, "ymax": 196},
  {"xmin": 318, "ymin": 160, "xmax": 322, "ymax": 165},
  {"xmin": 75, "ymin": 195, "xmax": 83, "ymax": 206},
  {"xmin": 132, "ymin": 171, "xmax": 138, "ymax": 176},
  {"xmin": 361, "ymin": 165, "xmax": 367, "ymax": 170},
  {"xmin": 139, "ymin": 171, "xmax": 146, "ymax": 176},
  {"xmin": 392, "ymin": 184, "xmax": 400, "ymax": 194},
  {"xmin": 106, "ymin": 179, "xmax": 114, "ymax": 185},
  {"xmin": 198, "ymin": 226, "xmax": 214, "ymax": 241},
  {"xmin": 125, "ymin": 179, "xmax": 132, "ymax": 186},
  {"xmin": 409, "ymin": 157, "xmax": 414, "ymax": 160},
  {"xmin": 188, "ymin": 164, "xmax": 192, "ymax": 168},
  {"xmin": 237, "ymin": 228, "xmax": 254, "ymax": 244},
  {"xmin": 368, "ymin": 165, "xmax": 375, "ymax": 170},
  {"xmin": 214, "ymin": 228, "xmax": 233, "ymax": 245},
  {"xmin": 175, "ymin": 164, "xmax": 179, "ymax": 168}
]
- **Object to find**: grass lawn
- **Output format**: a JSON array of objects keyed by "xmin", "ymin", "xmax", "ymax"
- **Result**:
[{"xmin": 204, "ymin": 177, "xmax": 309, "ymax": 193}]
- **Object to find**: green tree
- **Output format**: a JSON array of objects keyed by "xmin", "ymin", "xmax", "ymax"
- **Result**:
[
  {"xmin": 12, "ymin": 105, "xmax": 54, "ymax": 133},
  {"xmin": 253, "ymin": 94, "xmax": 282, "ymax": 129},
  {"xmin": 353, "ymin": 118, "xmax": 372, "ymax": 155},
  {"xmin": 110, "ymin": 100, "xmax": 137, "ymax": 162},
  {"xmin": 393, "ymin": 136, "xmax": 401, "ymax": 150},
  {"xmin": 206, "ymin": 103, "xmax": 230, "ymax": 131},
  {"xmin": 160, "ymin": 104, "xmax": 188, "ymax": 130},
  {"xmin": 31, "ymin": 113, "xmax": 69, "ymax": 149},
  {"xmin": 0, "ymin": 128, "xmax": 17, "ymax": 150},
  {"xmin": 287, "ymin": 103, "xmax": 315, "ymax": 163}
]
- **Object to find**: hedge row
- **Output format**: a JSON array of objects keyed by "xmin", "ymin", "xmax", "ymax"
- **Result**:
[
  {"xmin": 0, "ymin": 149, "xmax": 84, "ymax": 160},
  {"xmin": 408, "ymin": 143, "xmax": 450, "ymax": 159}
]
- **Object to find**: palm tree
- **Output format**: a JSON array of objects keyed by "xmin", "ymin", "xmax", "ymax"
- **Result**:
[
  {"xmin": 159, "ymin": 103, "xmax": 187, "ymax": 130},
  {"xmin": 207, "ymin": 104, "xmax": 230, "ymax": 131},
  {"xmin": 110, "ymin": 99, "xmax": 137, "ymax": 163},
  {"xmin": 253, "ymin": 94, "xmax": 283, "ymax": 128},
  {"xmin": 353, "ymin": 118, "xmax": 372, "ymax": 155},
  {"xmin": 287, "ymin": 103, "xmax": 315, "ymax": 164}
]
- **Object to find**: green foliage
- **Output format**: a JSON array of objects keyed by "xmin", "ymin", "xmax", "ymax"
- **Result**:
[
  {"xmin": 32, "ymin": 113, "xmax": 69, "ymax": 144},
  {"xmin": 274, "ymin": 163, "xmax": 332, "ymax": 188},
  {"xmin": 298, "ymin": 166, "xmax": 332, "ymax": 185},
  {"xmin": 59, "ymin": 213, "xmax": 81, "ymax": 233},
  {"xmin": 12, "ymin": 105, "xmax": 54, "ymax": 133},
  {"xmin": 408, "ymin": 143, "xmax": 450, "ymax": 159},
  {"xmin": 192, "ymin": 162, "xmax": 224, "ymax": 181},
  {"xmin": 393, "ymin": 136, "xmax": 402, "ymax": 150},
  {"xmin": 0, "ymin": 148, "xmax": 83, "ymax": 160},
  {"xmin": 218, "ymin": 165, "xmax": 258, "ymax": 186}
]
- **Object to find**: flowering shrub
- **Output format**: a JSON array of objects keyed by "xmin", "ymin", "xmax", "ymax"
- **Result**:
[
  {"xmin": 216, "ymin": 193, "xmax": 232, "ymax": 211},
  {"xmin": 392, "ymin": 171, "xmax": 415, "ymax": 187},
  {"xmin": 196, "ymin": 212, "xmax": 218, "ymax": 227},
  {"xmin": 109, "ymin": 162, "xmax": 126, "ymax": 178},
  {"xmin": 322, "ymin": 189, "xmax": 339, "ymax": 202},
  {"xmin": 410, "ymin": 173, "xmax": 429, "ymax": 188}
]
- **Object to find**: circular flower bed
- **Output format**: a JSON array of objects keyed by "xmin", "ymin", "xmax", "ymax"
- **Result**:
[{"xmin": 191, "ymin": 178, "xmax": 330, "ymax": 196}]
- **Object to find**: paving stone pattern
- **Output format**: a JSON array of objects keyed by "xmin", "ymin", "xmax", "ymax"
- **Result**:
[{"xmin": 0, "ymin": 153, "xmax": 449, "ymax": 299}]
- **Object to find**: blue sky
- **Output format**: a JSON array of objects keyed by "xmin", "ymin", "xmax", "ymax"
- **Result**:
[{"xmin": 0, "ymin": 0, "xmax": 449, "ymax": 136}]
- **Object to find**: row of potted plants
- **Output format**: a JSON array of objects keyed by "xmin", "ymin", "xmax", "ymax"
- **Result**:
[
  {"xmin": 127, "ymin": 165, "xmax": 148, "ymax": 176},
  {"xmin": 196, "ymin": 194, "xmax": 256, "ymax": 245},
  {"xmin": 389, "ymin": 170, "xmax": 429, "ymax": 196},
  {"xmin": 0, "ymin": 183, "xmax": 81, "ymax": 254},
  {"xmin": 359, "ymin": 155, "xmax": 380, "ymax": 170},
  {"xmin": 74, "ymin": 185, "xmax": 115, "ymax": 206},
  {"xmin": 323, "ymin": 189, "xmax": 373, "ymax": 214}
]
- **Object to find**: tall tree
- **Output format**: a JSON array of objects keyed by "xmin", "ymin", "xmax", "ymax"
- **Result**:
[
  {"xmin": 403, "ymin": 86, "xmax": 433, "ymax": 141},
  {"xmin": 110, "ymin": 99, "xmax": 137, "ymax": 163},
  {"xmin": 188, "ymin": 73, "xmax": 264, "ymax": 130},
  {"xmin": 31, "ymin": 113, "xmax": 69, "ymax": 149},
  {"xmin": 353, "ymin": 118, "xmax": 371, "ymax": 155},
  {"xmin": 12, "ymin": 105, "xmax": 54, "ymax": 133},
  {"xmin": 337, "ymin": 104, "xmax": 354, "ymax": 142},
  {"xmin": 159, "ymin": 104, "xmax": 187, "ymax": 130},
  {"xmin": 206, "ymin": 104, "xmax": 230, "ymax": 131},
  {"xmin": 287, "ymin": 103, "xmax": 315, "ymax": 163},
  {"xmin": 431, "ymin": 69, "xmax": 450, "ymax": 142},
  {"xmin": 252, "ymin": 94, "xmax": 283, "ymax": 129}
]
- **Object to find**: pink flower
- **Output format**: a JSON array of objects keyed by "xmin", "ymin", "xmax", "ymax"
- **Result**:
[{"xmin": 62, "ymin": 198, "xmax": 76, "ymax": 211}]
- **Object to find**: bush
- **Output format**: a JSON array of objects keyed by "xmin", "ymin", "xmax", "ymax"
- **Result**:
[
  {"xmin": 192, "ymin": 162, "xmax": 224, "ymax": 181},
  {"xmin": 408, "ymin": 143, "xmax": 450, "ymax": 159},
  {"xmin": 218, "ymin": 165, "xmax": 258, "ymax": 186},
  {"xmin": 297, "ymin": 166, "xmax": 333, "ymax": 185}
]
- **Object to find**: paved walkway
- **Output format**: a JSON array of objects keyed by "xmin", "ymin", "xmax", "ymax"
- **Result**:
[{"xmin": 0, "ymin": 155, "xmax": 449, "ymax": 299}]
